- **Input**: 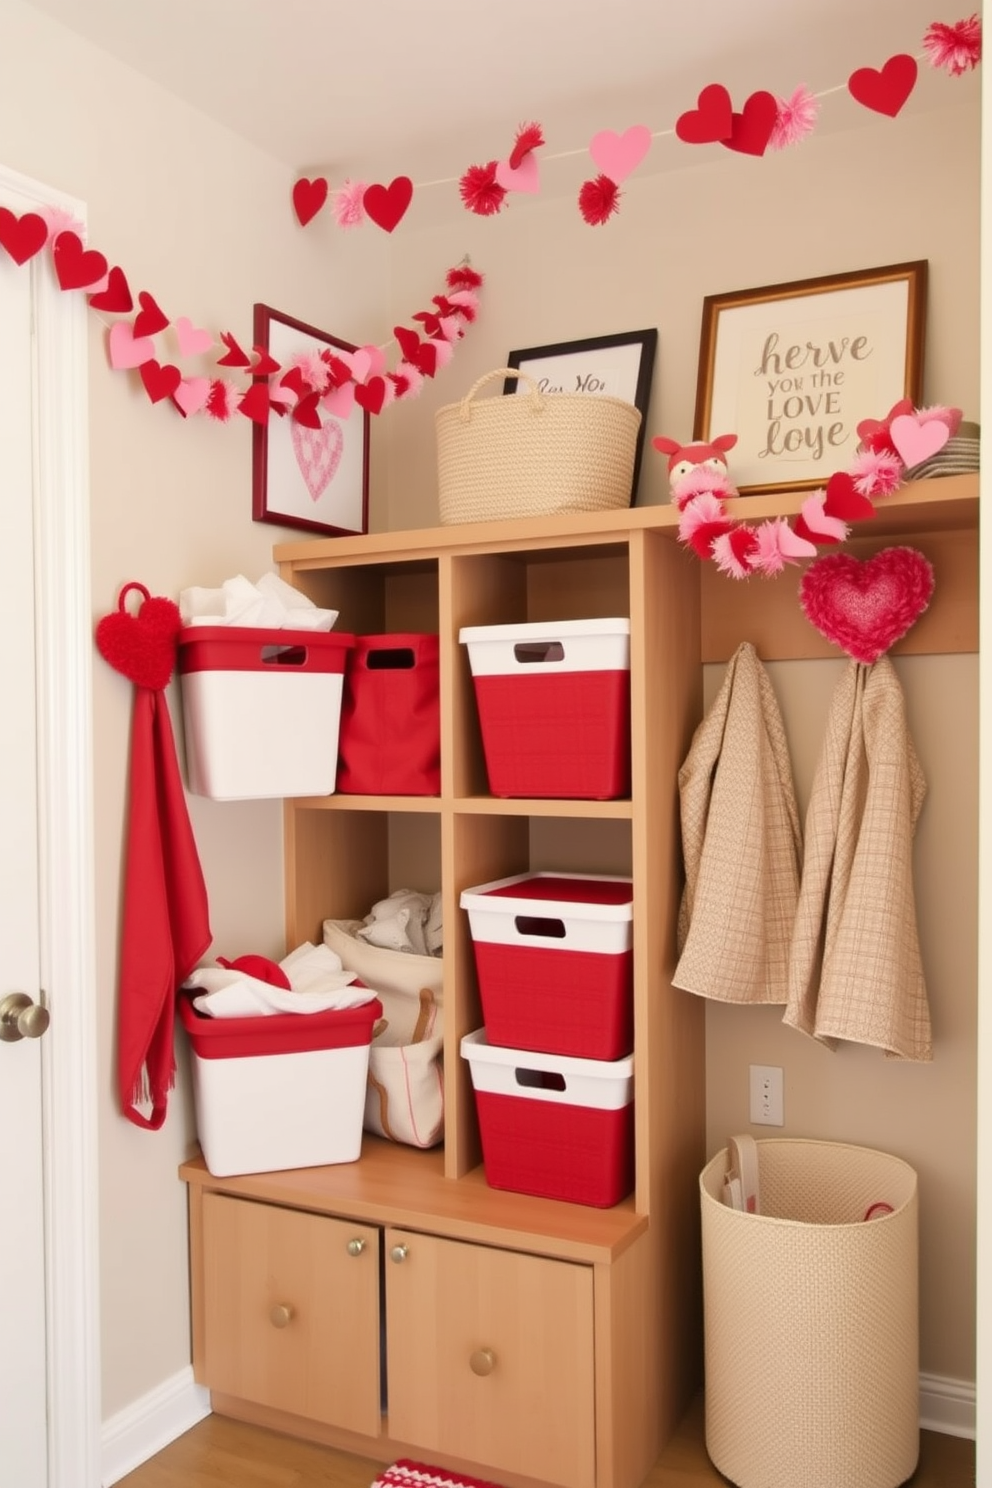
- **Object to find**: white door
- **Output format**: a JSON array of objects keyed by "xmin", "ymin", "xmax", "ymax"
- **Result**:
[{"xmin": 0, "ymin": 166, "xmax": 101, "ymax": 1488}]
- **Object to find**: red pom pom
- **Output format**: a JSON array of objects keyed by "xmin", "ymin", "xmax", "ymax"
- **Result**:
[
  {"xmin": 578, "ymin": 174, "xmax": 621, "ymax": 226},
  {"xmin": 508, "ymin": 122, "xmax": 545, "ymax": 168},
  {"xmin": 447, "ymin": 264, "xmax": 484, "ymax": 291},
  {"xmin": 459, "ymin": 162, "xmax": 507, "ymax": 216},
  {"xmin": 923, "ymin": 15, "xmax": 982, "ymax": 75}
]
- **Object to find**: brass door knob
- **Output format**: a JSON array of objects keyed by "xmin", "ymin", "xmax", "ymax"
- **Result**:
[
  {"xmin": 347, "ymin": 1238, "xmax": 366, "ymax": 1257},
  {"xmin": 469, "ymin": 1348, "xmax": 496, "ymax": 1377},
  {"xmin": 0, "ymin": 992, "xmax": 50, "ymax": 1043},
  {"xmin": 390, "ymin": 1244, "xmax": 409, "ymax": 1264},
  {"xmin": 269, "ymin": 1304, "xmax": 294, "ymax": 1328}
]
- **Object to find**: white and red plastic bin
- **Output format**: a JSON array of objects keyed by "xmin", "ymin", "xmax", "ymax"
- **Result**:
[{"xmin": 460, "ymin": 872, "xmax": 636, "ymax": 1208}]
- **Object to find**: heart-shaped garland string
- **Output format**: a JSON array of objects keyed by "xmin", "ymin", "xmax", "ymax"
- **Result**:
[{"xmin": 95, "ymin": 582, "xmax": 183, "ymax": 691}]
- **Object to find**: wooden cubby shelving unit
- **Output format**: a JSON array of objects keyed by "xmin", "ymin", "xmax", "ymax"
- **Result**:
[{"xmin": 180, "ymin": 473, "xmax": 977, "ymax": 1488}]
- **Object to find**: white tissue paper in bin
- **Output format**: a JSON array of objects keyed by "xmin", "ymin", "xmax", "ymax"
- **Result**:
[
  {"xmin": 184, "ymin": 942, "xmax": 377, "ymax": 1018},
  {"xmin": 179, "ymin": 572, "xmax": 339, "ymax": 631}
]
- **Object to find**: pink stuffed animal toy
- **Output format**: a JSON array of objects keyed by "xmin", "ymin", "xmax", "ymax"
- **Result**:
[{"xmin": 652, "ymin": 432, "xmax": 738, "ymax": 506}]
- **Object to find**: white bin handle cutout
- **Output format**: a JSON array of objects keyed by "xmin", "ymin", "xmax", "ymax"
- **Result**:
[
  {"xmin": 515, "ymin": 1066, "xmax": 567, "ymax": 1092},
  {"xmin": 512, "ymin": 641, "xmax": 565, "ymax": 664},
  {"xmin": 514, "ymin": 914, "xmax": 566, "ymax": 939}
]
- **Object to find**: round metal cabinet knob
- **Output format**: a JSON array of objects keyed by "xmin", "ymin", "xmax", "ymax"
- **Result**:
[
  {"xmin": 390, "ymin": 1244, "xmax": 409, "ymax": 1264},
  {"xmin": 469, "ymin": 1348, "xmax": 496, "ymax": 1377},
  {"xmin": 0, "ymin": 992, "xmax": 50, "ymax": 1043},
  {"xmin": 347, "ymin": 1238, "xmax": 366, "ymax": 1257},
  {"xmin": 269, "ymin": 1304, "xmax": 294, "ymax": 1328}
]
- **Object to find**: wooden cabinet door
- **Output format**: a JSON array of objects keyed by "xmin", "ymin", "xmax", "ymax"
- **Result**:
[
  {"xmin": 202, "ymin": 1192, "xmax": 381, "ymax": 1435},
  {"xmin": 385, "ymin": 1228, "xmax": 595, "ymax": 1488}
]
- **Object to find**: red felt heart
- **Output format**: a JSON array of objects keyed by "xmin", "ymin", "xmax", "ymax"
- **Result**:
[
  {"xmin": 848, "ymin": 54, "xmax": 918, "ymax": 118},
  {"xmin": 394, "ymin": 324, "xmax": 422, "ymax": 363},
  {"xmin": 363, "ymin": 176, "xmax": 414, "ymax": 233},
  {"xmin": 857, "ymin": 398, "xmax": 914, "ymax": 446},
  {"xmin": 675, "ymin": 84, "xmax": 734, "ymax": 145},
  {"xmin": 354, "ymin": 375, "xmax": 386, "ymax": 415},
  {"xmin": 822, "ymin": 471, "xmax": 876, "ymax": 522},
  {"xmin": 217, "ymin": 331, "xmax": 251, "ymax": 368},
  {"xmin": 95, "ymin": 582, "xmax": 182, "ymax": 690},
  {"xmin": 88, "ymin": 265, "xmax": 133, "ymax": 313},
  {"xmin": 249, "ymin": 346, "xmax": 281, "ymax": 377},
  {"xmin": 721, "ymin": 91, "xmax": 779, "ymax": 157},
  {"xmin": 0, "ymin": 207, "xmax": 48, "ymax": 266},
  {"xmin": 799, "ymin": 546, "xmax": 934, "ymax": 664},
  {"xmin": 237, "ymin": 382, "xmax": 271, "ymax": 425},
  {"xmin": 292, "ymin": 391, "xmax": 323, "ymax": 428},
  {"xmin": 52, "ymin": 231, "xmax": 108, "ymax": 291},
  {"xmin": 134, "ymin": 290, "xmax": 170, "ymax": 337},
  {"xmin": 292, "ymin": 176, "xmax": 328, "ymax": 227},
  {"xmin": 139, "ymin": 359, "xmax": 182, "ymax": 403},
  {"xmin": 279, "ymin": 365, "xmax": 311, "ymax": 399}
]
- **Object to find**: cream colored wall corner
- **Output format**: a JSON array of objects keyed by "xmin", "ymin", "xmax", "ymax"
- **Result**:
[
  {"xmin": 0, "ymin": 0, "xmax": 386, "ymax": 1420},
  {"xmin": 378, "ymin": 87, "xmax": 982, "ymax": 1387}
]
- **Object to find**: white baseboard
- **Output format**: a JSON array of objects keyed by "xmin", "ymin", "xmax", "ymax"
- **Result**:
[
  {"xmin": 919, "ymin": 1371, "xmax": 976, "ymax": 1439},
  {"xmin": 101, "ymin": 1366, "xmax": 211, "ymax": 1486}
]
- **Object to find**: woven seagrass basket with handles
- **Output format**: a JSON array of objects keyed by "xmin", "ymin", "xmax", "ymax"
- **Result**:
[{"xmin": 435, "ymin": 367, "xmax": 641, "ymax": 525}]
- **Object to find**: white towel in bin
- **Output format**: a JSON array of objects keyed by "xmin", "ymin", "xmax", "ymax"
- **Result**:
[
  {"xmin": 185, "ymin": 942, "xmax": 376, "ymax": 1018},
  {"xmin": 179, "ymin": 571, "xmax": 339, "ymax": 632}
]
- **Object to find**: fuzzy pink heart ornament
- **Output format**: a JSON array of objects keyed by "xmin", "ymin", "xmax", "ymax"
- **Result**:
[{"xmin": 799, "ymin": 547, "xmax": 934, "ymax": 664}]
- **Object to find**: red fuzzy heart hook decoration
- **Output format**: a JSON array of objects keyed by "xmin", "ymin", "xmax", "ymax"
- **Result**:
[{"xmin": 95, "ymin": 581, "xmax": 182, "ymax": 691}]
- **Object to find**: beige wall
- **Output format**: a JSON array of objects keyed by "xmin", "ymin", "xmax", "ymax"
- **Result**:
[{"xmin": 0, "ymin": 0, "xmax": 981, "ymax": 1421}]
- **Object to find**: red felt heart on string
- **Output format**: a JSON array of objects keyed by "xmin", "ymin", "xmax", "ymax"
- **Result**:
[
  {"xmin": 237, "ymin": 383, "xmax": 271, "ymax": 425},
  {"xmin": 249, "ymin": 346, "xmax": 281, "ymax": 377},
  {"xmin": 139, "ymin": 359, "xmax": 182, "ymax": 404},
  {"xmin": 217, "ymin": 331, "xmax": 251, "ymax": 368},
  {"xmin": 354, "ymin": 376, "xmax": 387, "ymax": 415},
  {"xmin": 848, "ymin": 54, "xmax": 918, "ymax": 118},
  {"xmin": 292, "ymin": 391, "xmax": 323, "ymax": 429},
  {"xmin": 88, "ymin": 265, "xmax": 133, "ymax": 313},
  {"xmin": 675, "ymin": 84, "xmax": 734, "ymax": 145},
  {"xmin": 292, "ymin": 176, "xmax": 328, "ymax": 226},
  {"xmin": 394, "ymin": 324, "xmax": 422, "ymax": 363},
  {"xmin": 0, "ymin": 207, "xmax": 48, "ymax": 265},
  {"xmin": 799, "ymin": 546, "xmax": 934, "ymax": 664},
  {"xmin": 52, "ymin": 231, "xmax": 108, "ymax": 290},
  {"xmin": 133, "ymin": 291, "xmax": 170, "ymax": 337},
  {"xmin": 721, "ymin": 91, "xmax": 779, "ymax": 157},
  {"xmin": 363, "ymin": 177, "xmax": 414, "ymax": 233},
  {"xmin": 822, "ymin": 470, "xmax": 876, "ymax": 522},
  {"xmin": 95, "ymin": 582, "xmax": 182, "ymax": 690},
  {"xmin": 857, "ymin": 398, "xmax": 914, "ymax": 446}
]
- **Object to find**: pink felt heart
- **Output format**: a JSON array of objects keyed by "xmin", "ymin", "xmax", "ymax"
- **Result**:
[
  {"xmin": 95, "ymin": 583, "xmax": 182, "ymax": 690},
  {"xmin": 292, "ymin": 418, "xmax": 344, "ymax": 501},
  {"xmin": 495, "ymin": 153, "xmax": 540, "ymax": 193},
  {"xmin": 173, "ymin": 377, "xmax": 211, "ymax": 417},
  {"xmin": 108, "ymin": 321, "xmax": 156, "ymax": 370},
  {"xmin": 848, "ymin": 54, "xmax": 918, "ymax": 118},
  {"xmin": 889, "ymin": 414, "xmax": 950, "ymax": 469},
  {"xmin": 799, "ymin": 546, "xmax": 935, "ymax": 664},
  {"xmin": 675, "ymin": 84, "xmax": 733, "ymax": 145},
  {"xmin": 175, "ymin": 316, "xmax": 214, "ymax": 358},
  {"xmin": 589, "ymin": 125, "xmax": 652, "ymax": 182},
  {"xmin": 363, "ymin": 177, "xmax": 414, "ymax": 232},
  {"xmin": 322, "ymin": 381, "xmax": 356, "ymax": 419}
]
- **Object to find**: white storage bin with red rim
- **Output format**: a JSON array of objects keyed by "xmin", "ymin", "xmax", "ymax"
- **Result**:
[
  {"xmin": 178, "ymin": 993, "xmax": 382, "ymax": 1177},
  {"xmin": 177, "ymin": 626, "xmax": 354, "ymax": 800},
  {"xmin": 461, "ymin": 1029, "xmax": 635, "ymax": 1208},
  {"xmin": 460, "ymin": 872, "xmax": 634, "ymax": 1060},
  {"xmin": 459, "ymin": 618, "xmax": 631, "ymax": 799}
]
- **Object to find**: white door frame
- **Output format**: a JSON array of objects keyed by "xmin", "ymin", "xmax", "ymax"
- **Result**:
[{"xmin": 2, "ymin": 161, "xmax": 102, "ymax": 1488}]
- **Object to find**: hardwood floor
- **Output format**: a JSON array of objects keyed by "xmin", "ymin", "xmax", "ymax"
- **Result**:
[{"xmin": 116, "ymin": 1395, "xmax": 976, "ymax": 1488}]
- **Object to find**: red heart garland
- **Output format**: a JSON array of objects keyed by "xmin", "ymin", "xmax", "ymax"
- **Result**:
[
  {"xmin": 822, "ymin": 470, "xmax": 876, "ymax": 522},
  {"xmin": 363, "ymin": 177, "xmax": 414, "ymax": 233},
  {"xmin": 394, "ymin": 324, "xmax": 422, "ymax": 363},
  {"xmin": 95, "ymin": 582, "xmax": 182, "ymax": 691},
  {"xmin": 0, "ymin": 208, "xmax": 48, "ymax": 266},
  {"xmin": 217, "ymin": 331, "xmax": 251, "ymax": 368},
  {"xmin": 249, "ymin": 347, "xmax": 281, "ymax": 377},
  {"xmin": 354, "ymin": 376, "xmax": 387, "ymax": 415},
  {"xmin": 279, "ymin": 365, "xmax": 311, "ymax": 398},
  {"xmin": 292, "ymin": 391, "xmax": 323, "ymax": 428},
  {"xmin": 139, "ymin": 359, "xmax": 182, "ymax": 404},
  {"xmin": 52, "ymin": 231, "xmax": 108, "ymax": 291},
  {"xmin": 857, "ymin": 398, "xmax": 914, "ymax": 446},
  {"xmin": 799, "ymin": 546, "xmax": 934, "ymax": 664},
  {"xmin": 133, "ymin": 291, "xmax": 170, "ymax": 337},
  {"xmin": 721, "ymin": 91, "xmax": 779, "ymax": 157},
  {"xmin": 237, "ymin": 382, "xmax": 271, "ymax": 425},
  {"xmin": 292, "ymin": 176, "xmax": 329, "ymax": 226},
  {"xmin": 675, "ymin": 84, "xmax": 734, "ymax": 145},
  {"xmin": 88, "ymin": 265, "xmax": 134, "ymax": 313},
  {"xmin": 848, "ymin": 54, "xmax": 918, "ymax": 117}
]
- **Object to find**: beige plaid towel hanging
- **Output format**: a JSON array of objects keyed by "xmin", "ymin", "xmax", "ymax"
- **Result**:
[
  {"xmin": 674, "ymin": 642, "xmax": 802, "ymax": 1004},
  {"xmin": 784, "ymin": 657, "xmax": 932, "ymax": 1061}
]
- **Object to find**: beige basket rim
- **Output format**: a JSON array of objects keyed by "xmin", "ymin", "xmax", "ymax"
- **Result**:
[
  {"xmin": 701, "ymin": 1137, "xmax": 918, "ymax": 1229},
  {"xmin": 436, "ymin": 366, "xmax": 641, "ymax": 424}
]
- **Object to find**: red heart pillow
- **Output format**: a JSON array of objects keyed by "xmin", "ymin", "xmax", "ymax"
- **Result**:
[
  {"xmin": 799, "ymin": 547, "xmax": 934, "ymax": 665},
  {"xmin": 95, "ymin": 582, "xmax": 182, "ymax": 690}
]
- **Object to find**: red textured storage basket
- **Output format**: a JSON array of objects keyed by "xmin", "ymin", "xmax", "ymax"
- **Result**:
[{"xmin": 337, "ymin": 633, "xmax": 441, "ymax": 795}]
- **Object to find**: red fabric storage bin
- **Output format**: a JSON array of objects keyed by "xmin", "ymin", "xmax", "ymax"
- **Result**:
[{"xmin": 337, "ymin": 633, "xmax": 441, "ymax": 794}]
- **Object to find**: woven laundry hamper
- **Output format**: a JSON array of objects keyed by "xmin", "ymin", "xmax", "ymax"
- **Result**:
[
  {"xmin": 700, "ymin": 1139, "xmax": 919, "ymax": 1488},
  {"xmin": 435, "ymin": 368, "xmax": 641, "ymax": 524}
]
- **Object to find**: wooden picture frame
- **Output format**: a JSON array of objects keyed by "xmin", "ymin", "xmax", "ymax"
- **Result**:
[
  {"xmin": 693, "ymin": 261, "xmax": 927, "ymax": 496},
  {"xmin": 504, "ymin": 328, "xmax": 658, "ymax": 502},
  {"xmin": 252, "ymin": 304, "xmax": 369, "ymax": 536}
]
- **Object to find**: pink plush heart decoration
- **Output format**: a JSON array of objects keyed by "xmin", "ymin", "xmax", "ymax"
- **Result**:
[
  {"xmin": 108, "ymin": 321, "xmax": 156, "ymax": 370},
  {"xmin": 589, "ymin": 125, "xmax": 652, "ymax": 182},
  {"xmin": 888, "ymin": 414, "xmax": 950, "ymax": 469},
  {"xmin": 495, "ymin": 153, "xmax": 540, "ymax": 193},
  {"xmin": 175, "ymin": 316, "xmax": 214, "ymax": 358},
  {"xmin": 292, "ymin": 418, "xmax": 344, "ymax": 501},
  {"xmin": 95, "ymin": 583, "xmax": 182, "ymax": 690},
  {"xmin": 799, "ymin": 547, "xmax": 935, "ymax": 664}
]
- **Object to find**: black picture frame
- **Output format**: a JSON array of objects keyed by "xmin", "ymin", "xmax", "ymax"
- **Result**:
[{"xmin": 504, "ymin": 328, "xmax": 658, "ymax": 503}]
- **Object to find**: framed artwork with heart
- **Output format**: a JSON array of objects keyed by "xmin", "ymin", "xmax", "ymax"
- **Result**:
[
  {"xmin": 693, "ymin": 261, "xmax": 927, "ymax": 496},
  {"xmin": 252, "ymin": 304, "xmax": 369, "ymax": 537}
]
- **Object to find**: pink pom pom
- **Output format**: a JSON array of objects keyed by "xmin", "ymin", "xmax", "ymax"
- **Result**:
[
  {"xmin": 711, "ymin": 527, "xmax": 760, "ymax": 578},
  {"xmin": 430, "ymin": 337, "xmax": 455, "ymax": 369},
  {"xmin": 436, "ymin": 314, "xmax": 464, "ymax": 342},
  {"xmin": 849, "ymin": 449, "xmax": 904, "ymax": 498},
  {"xmin": 333, "ymin": 180, "xmax": 368, "ymax": 228},
  {"xmin": 291, "ymin": 351, "xmax": 330, "ymax": 392},
  {"xmin": 750, "ymin": 518, "xmax": 817, "ymax": 575},
  {"xmin": 392, "ymin": 361, "xmax": 424, "ymax": 398},
  {"xmin": 769, "ymin": 86, "xmax": 820, "ymax": 150},
  {"xmin": 923, "ymin": 15, "xmax": 982, "ymax": 75},
  {"xmin": 670, "ymin": 465, "xmax": 736, "ymax": 512}
]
